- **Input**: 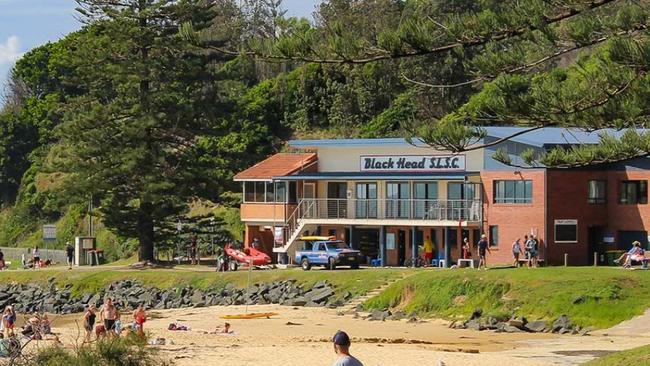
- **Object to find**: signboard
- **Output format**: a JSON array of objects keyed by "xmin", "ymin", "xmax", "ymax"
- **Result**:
[
  {"xmin": 360, "ymin": 155, "xmax": 466, "ymax": 172},
  {"xmin": 82, "ymin": 237, "xmax": 95, "ymax": 250},
  {"xmin": 603, "ymin": 234, "xmax": 615, "ymax": 243},
  {"xmin": 274, "ymin": 227, "xmax": 284, "ymax": 244},
  {"xmin": 43, "ymin": 225, "xmax": 56, "ymax": 241}
]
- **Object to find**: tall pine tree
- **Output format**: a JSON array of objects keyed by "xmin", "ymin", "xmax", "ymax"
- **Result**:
[{"xmin": 52, "ymin": 0, "xmax": 224, "ymax": 261}]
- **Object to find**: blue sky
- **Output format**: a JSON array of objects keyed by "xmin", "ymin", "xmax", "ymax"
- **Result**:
[{"xmin": 0, "ymin": 0, "xmax": 320, "ymax": 98}]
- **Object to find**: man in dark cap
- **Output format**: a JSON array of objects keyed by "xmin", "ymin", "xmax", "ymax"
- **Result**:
[{"xmin": 331, "ymin": 330, "xmax": 363, "ymax": 366}]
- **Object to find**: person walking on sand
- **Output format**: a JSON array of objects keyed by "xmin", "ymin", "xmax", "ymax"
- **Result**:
[
  {"xmin": 83, "ymin": 304, "xmax": 96, "ymax": 343},
  {"xmin": 132, "ymin": 304, "xmax": 147, "ymax": 337},
  {"xmin": 331, "ymin": 330, "xmax": 363, "ymax": 366},
  {"xmin": 100, "ymin": 298, "xmax": 119, "ymax": 337},
  {"xmin": 423, "ymin": 235, "xmax": 434, "ymax": 267},
  {"xmin": 66, "ymin": 242, "xmax": 74, "ymax": 269},
  {"xmin": 2, "ymin": 306, "xmax": 15, "ymax": 337},
  {"xmin": 477, "ymin": 234, "xmax": 490, "ymax": 270},
  {"xmin": 512, "ymin": 238, "xmax": 522, "ymax": 267}
]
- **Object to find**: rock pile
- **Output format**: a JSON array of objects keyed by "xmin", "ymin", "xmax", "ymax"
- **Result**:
[
  {"xmin": 364, "ymin": 309, "xmax": 419, "ymax": 322},
  {"xmin": 450, "ymin": 309, "xmax": 592, "ymax": 335},
  {"xmin": 0, "ymin": 278, "xmax": 339, "ymax": 315}
]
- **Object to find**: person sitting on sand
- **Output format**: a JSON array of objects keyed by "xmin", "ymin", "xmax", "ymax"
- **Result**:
[
  {"xmin": 331, "ymin": 330, "xmax": 363, "ymax": 366},
  {"xmin": 212, "ymin": 322, "xmax": 232, "ymax": 334},
  {"xmin": 41, "ymin": 314, "xmax": 51, "ymax": 335},
  {"xmin": 83, "ymin": 304, "xmax": 96, "ymax": 343},
  {"xmin": 132, "ymin": 304, "xmax": 146, "ymax": 337}
]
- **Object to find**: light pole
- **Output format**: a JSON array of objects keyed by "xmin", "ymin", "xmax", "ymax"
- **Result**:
[
  {"xmin": 176, "ymin": 219, "xmax": 182, "ymax": 265},
  {"xmin": 210, "ymin": 217, "xmax": 215, "ymax": 256}
]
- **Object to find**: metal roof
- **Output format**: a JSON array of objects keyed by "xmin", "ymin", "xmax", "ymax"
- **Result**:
[{"xmin": 288, "ymin": 127, "xmax": 649, "ymax": 149}]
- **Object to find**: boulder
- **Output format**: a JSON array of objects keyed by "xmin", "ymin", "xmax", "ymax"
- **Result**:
[
  {"xmin": 368, "ymin": 309, "xmax": 391, "ymax": 321},
  {"xmin": 465, "ymin": 319, "xmax": 484, "ymax": 331},
  {"xmin": 552, "ymin": 315, "xmax": 572, "ymax": 333},
  {"xmin": 503, "ymin": 325, "xmax": 523, "ymax": 333},
  {"xmin": 508, "ymin": 316, "xmax": 527, "ymax": 329},
  {"xmin": 524, "ymin": 320, "xmax": 547, "ymax": 333}
]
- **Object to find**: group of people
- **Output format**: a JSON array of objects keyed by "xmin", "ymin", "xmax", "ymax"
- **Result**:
[
  {"xmin": 83, "ymin": 299, "xmax": 147, "ymax": 343},
  {"xmin": 511, "ymin": 234, "xmax": 540, "ymax": 268}
]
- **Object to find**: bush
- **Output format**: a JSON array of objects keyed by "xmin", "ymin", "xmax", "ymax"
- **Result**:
[{"xmin": 15, "ymin": 335, "xmax": 172, "ymax": 366}]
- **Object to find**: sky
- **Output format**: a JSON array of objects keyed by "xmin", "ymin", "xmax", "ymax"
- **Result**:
[{"xmin": 0, "ymin": 0, "xmax": 321, "ymax": 98}]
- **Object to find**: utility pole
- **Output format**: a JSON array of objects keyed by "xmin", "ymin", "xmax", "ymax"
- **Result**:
[{"xmin": 88, "ymin": 194, "xmax": 94, "ymax": 237}]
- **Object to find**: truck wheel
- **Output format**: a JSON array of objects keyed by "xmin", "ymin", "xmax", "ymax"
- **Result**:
[
  {"xmin": 328, "ymin": 257, "xmax": 337, "ymax": 270},
  {"xmin": 229, "ymin": 261, "xmax": 238, "ymax": 271},
  {"xmin": 351, "ymin": 263, "xmax": 359, "ymax": 270},
  {"xmin": 301, "ymin": 258, "xmax": 311, "ymax": 271}
]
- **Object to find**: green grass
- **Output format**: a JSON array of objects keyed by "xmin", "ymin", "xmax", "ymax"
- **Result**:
[
  {"xmin": 583, "ymin": 345, "xmax": 650, "ymax": 365},
  {"xmin": 363, "ymin": 267, "xmax": 650, "ymax": 328},
  {"xmin": 0, "ymin": 267, "xmax": 410, "ymax": 302}
]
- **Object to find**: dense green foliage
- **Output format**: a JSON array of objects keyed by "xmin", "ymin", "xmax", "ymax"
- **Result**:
[
  {"xmin": 363, "ymin": 267, "xmax": 650, "ymax": 328},
  {"xmin": 1, "ymin": 0, "xmax": 649, "ymax": 257}
]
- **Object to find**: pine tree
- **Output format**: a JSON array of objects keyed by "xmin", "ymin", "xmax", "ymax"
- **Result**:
[{"xmin": 52, "ymin": 0, "xmax": 223, "ymax": 261}]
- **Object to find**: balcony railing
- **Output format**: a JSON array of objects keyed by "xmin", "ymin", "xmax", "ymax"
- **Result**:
[{"xmin": 298, "ymin": 198, "xmax": 482, "ymax": 222}]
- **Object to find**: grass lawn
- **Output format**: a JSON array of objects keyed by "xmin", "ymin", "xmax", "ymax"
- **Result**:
[
  {"xmin": 0, "ymin": 266, "xmax": 411, "ymax": 303},
  {"xmin": 583, "ymin": 345, "xmax": 650, "ymax": 365},
  {"xmin": 363, "ymin": 267, "xmax": 650, "ymax": 328}
]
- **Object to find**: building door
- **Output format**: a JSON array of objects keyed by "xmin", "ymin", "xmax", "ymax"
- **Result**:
[
  {"xmin": 618, "ymin": 230, "xmax": 648, "ymax": 250},
  {"xmin": 356, "ymin": 182, "xmax": 377, "ymax": 218},
  {"xmin": 398, "ymin": 230, "xmax": 406, "ymax": 266},
  {"xmin": 588, "ymin": 226, "xmax": 604, "ymax": 265},
  {"xmin": 386, "ymin": 182, "xmax": 410, "ymax": 218},
  {"xmin": 302, "ymin": 183, "xmax": 316, "ymax": 218},
  {"xmin": 414, "ymin": 182, "xmax": 438, "ymax": 219},
  {"xmin": 355, "ymin": 229, "xmax": 379, "ymax": 264},
  {"xmin": 447, "ymin": 182, "xmax": 476, "ymax": 220},
  {"xmin": 327, "ymin": 182, "xmax": 347, "ymax": 218}
]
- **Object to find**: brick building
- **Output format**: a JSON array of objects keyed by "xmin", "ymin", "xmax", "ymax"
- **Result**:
[{"xmin": 234, "ymin": 127, "xmax": 650, "ymax": 266}]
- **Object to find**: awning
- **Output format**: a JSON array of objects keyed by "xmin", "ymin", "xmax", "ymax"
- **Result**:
[
  {"xmin": 234, "ymin": 153, "xmax": 317, "ymax": 181},
  {"xmin": 273, "ymin": 171, "xmax": 478, "ymax": 181}
]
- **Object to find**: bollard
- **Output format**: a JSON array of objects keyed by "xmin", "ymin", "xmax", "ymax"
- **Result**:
[
  {"xmin": 564, "ymin": 253, "xmax": 568, "ymax": 267},
  {"xmin": 594, "ymin": 252, "xmax": 598, "ymax": 267}
]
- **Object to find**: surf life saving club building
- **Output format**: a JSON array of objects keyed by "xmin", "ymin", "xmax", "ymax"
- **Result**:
[{"xmin": 234, "ymin": 127, "xmax": 650, "ymax": 266}]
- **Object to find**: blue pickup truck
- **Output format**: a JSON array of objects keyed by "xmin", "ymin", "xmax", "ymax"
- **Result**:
[{"xmin": 294, "ymin": 236, "xmax": 362, "ymax": 270}]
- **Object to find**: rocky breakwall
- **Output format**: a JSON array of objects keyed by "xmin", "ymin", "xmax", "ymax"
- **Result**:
[{"xmin": 0, "ymin": 278, "xmax": 341, "ymax": 314}]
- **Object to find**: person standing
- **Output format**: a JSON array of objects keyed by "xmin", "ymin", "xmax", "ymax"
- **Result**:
[
  {"xmin": 477, "ymin": 234, "xmax": 490, "ymax": 270},
  {"xmin": 83, "ymin": 304, "xmax": 96, "ymax": 343},
  {"xmin": 190, "ymin": 234, "xmax": 198, "ymax": 265},
  {"xmin": 32, "ymin": 247, "xmax": 41, "ymax": 269},
  {"xmin": 512, "ymin": 238, "xmax": 522, "ymax": 267},
  {"xmin": 0, "ymin": 248, "xmax": 5, "ymax": 270},
  {"xmin": 132, "ymin": 304, "xmax": 147, "ymax": 337},
  {"xmin": 526, "ymin": 235, "xmax": 538, "ymax": 268},
  {"xmin": 423, "ymin": 235, "xmax": 434, "ymax": 267},
  {"xmin": 462, "ymin": 238, "xmax": 471, "ymax": 259},
  {"xmin": 2, "ymin": 306, "xmax": 15, "ymax": 337},
  {"xmin": 65, "ymin": 242, "xmax": 75, "ymax": 270},
  {"xmin": 100, "ymin": 298, "xmax": 119, "ymax": 337},
  {"xmin": 331, "ymin": 330, "xmax": 363, "ymax": 366}
]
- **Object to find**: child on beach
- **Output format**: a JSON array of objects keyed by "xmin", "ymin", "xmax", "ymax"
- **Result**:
[
  {"xmin": 83, "ymin": 304, "xmax": 96, "ymax": 343},
  {"xmin": 132, "ymin": 304, "xmax": 147, "ymax": 337}
]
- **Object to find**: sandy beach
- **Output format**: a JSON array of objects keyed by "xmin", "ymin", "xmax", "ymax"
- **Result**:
[{"xmin": 35, "ymin": 304, "xmax": 650, "ymax": 366}]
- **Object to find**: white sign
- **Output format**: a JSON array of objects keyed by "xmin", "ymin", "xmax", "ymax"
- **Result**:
[
  {"xmin": 386, "ymin": 233, "xmax": 395, "ymax": 250},
  {"xmin": 43, "ymin": 225, "xmax": 56, "ymax": 240},
  {"xmin": 274, "ymin": 227, "xmax": 284, "ymax": 244},
  {"xmin": 554, "ymin": 219, "xmax": 577, "ymax": 225},
  {"xmin": 360, "ymin": 155, "xmax": 466, "ymax": 172}
]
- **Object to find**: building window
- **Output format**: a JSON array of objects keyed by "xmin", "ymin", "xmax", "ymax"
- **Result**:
[
  {"xmin": 555, "ymin": 219, "xmax": 578, "ymax": 243},
  {"xmin": 265, "ymin": 182, "xmax": 275, "ymax": 202},
  {"xmin": 620, "ymin": 180, "xmax": 648, "ymax": 204},
  {"xmin": 588, "ymin": 180, "xmax": 606, "ymax": 204},
  {"xmin": 413, "ymin": 182, "xmax": 438, "ymax": 219},
  {"xmin": 489, "ymin": 226, "xmax": 498, "ymax": 248},
  {"xmin": 493, "ymin": 180, "xmax": 532, "ymax": 204},
  {"xmin": 274, "ymin": 182, "xmax": 286, "ymax": 203},
  {"xmin": 244, "ymin": 181, "xmax": 256, "ymax": 202},
  {"xmin": 254, "ymin": 182, "xmax": 265, "ymax": 202}
]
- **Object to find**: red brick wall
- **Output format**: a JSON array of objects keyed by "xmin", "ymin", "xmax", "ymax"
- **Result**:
[
  {"xmin": 545, "ymin": 171, "xmax": 608, "ymax": 265},
  {"xmin": 481, "ymin": 170, "xmax": 546, "ymax": 265},
  {"xmin": 606, "ymin": 171, "xmax": 650, "ymax": 242}
]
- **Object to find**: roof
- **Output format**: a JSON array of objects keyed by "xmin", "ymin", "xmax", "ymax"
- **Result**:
[
  {"xmin": 289, "ymin": 127, "xmax": 650, "ymax": 149},
  {"xmin": 274, "ymin": 171, "xmax": 476, "ymax": 181},
  {"xmin": 233, "ymin": 153, "xmax": 317, "ymax": 181}
]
